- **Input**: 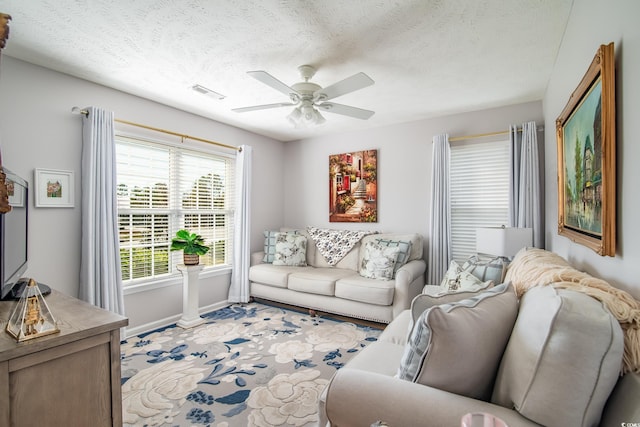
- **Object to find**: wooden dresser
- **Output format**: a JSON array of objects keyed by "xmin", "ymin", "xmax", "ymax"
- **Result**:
[{"xmin": 0, "ymin": 291, "xmax": 128, "ymax": 427}]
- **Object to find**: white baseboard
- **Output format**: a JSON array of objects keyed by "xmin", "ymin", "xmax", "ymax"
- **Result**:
[{"xmin": 123, "ymin": 300, "xmax": 230, "ymax": 339}]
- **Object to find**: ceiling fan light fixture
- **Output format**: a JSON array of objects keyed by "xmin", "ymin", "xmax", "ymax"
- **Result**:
[
  {"xmin": 287, "ymin": 107, "xmax": 302, "ymax": 125},
  {"xmin": 287, "ymin": 104, "xmax": 326, "ymax": 128},
  {"xmin": 314, "ymin": 110, "xmax": 326, "ymax": 125}
]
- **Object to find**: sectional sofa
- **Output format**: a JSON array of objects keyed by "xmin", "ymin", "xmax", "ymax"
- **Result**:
[{"xmin": 319, "ymin": 248, "xmax": 640, "ymax": 426}]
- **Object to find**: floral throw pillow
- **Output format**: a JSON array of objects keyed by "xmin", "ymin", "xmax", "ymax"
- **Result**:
[
  {"xmin": 272, "ymin": 233, "xmax": 307, "ymax": 266},
  {"xmin": 263, "ymin": 230, "xmax": 299, "ymax": 263},
  {"xmin": 360, "ymin": 241, "xmax": 400, "ymax": 280},
  {"xmin": 440, "ymin": 260, "xmax": 493, "ymax": 292}
]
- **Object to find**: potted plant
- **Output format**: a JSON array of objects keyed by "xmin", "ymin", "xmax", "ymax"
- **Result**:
[{"xmin": 170, "ymin": 229, "xmax": 210, "ymax": 266}]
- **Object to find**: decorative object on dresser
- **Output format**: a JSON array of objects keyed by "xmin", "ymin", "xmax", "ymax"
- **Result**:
[
  {"xmin": 5, "ymin": 278, "xmax": 58, "ymax": 341},
  {"xmin": 170, "ymin": 229, "xmax": 210, "ymax": 266},
  {"xmin": 556, "ymin": 42, "xmax": 616, "ymax": 256}
]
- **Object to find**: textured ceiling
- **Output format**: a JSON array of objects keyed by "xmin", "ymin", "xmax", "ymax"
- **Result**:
[{"xmin": 1, "ymin": 0, "xmax": 572, "ymax": 142}]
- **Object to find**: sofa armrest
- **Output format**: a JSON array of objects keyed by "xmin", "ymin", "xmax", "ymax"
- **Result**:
[
  {"xmin": 251, "ymin": 251, "xmax": 264, "ymax": 266},
  {"xmin": 392, "ymin": 260, "xmax": 427, "ymax": 317},
  {"xmin": 396, "ymin": 259, "xmax": 426, "ymax": 284},
  {"xmin": 325, "ymin": 369, "xmax": 541, "ymax": 427}
]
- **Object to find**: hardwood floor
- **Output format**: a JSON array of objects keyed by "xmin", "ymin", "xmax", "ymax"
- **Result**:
[{"xmin": 251, "ymin": 297, "xmax": 386, "ymax": 330}]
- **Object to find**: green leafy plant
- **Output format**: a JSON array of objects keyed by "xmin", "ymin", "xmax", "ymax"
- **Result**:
[{"xmin": 170, "ymin": 229, "xmax": 210, "ymax": 255}]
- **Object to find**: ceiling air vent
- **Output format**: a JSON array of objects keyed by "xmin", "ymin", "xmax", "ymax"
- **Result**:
[{"xmin": 191, "ymin": 84, "xmax": 225, "ymax": 100}]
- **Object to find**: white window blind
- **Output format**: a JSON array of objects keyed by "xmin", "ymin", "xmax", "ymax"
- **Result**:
[
  {"xmin": 116, "ymin": 136, "xmax": 235, "ymax": 285},
  {"xmin": 450, "ymin": 139, "xmax": 509, "ymax": 263}
]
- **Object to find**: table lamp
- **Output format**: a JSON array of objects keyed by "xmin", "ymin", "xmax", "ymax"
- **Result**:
[{"xmin": 476, "ymin": 226, "xmax": 532, "ymax": 261}]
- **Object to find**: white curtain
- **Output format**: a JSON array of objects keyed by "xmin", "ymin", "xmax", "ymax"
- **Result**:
[
  {"xmin": 509, "ymin": 121, "xmax": 544, "ymax": 248},
  {"xmin": 79, "ymin": 107, "xmax": 125, "ymax": 315},
  {"xmin": 228, "ymin": 145, "xmax": 252, "ymax": 303},
  {"xmin": 427, "ymin": 134, "xmax": 451, "ymax": 285}
]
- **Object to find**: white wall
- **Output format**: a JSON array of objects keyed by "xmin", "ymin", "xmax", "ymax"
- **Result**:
[
  {"xmin": 283, "ymin": 101, "xmax": 544, "ymax": 261},
  {"xmin": 543, "ymin": 0, "xmax": 640, "ymax": 299},
  {"xmin": 0, "ymin": 57, "xmax": 285, "ymax": 331}
]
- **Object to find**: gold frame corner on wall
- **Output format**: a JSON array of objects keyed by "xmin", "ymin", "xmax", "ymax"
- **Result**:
[{"xmin": 556, "ymin": 42, "xmax": 616, "ymax": 256}]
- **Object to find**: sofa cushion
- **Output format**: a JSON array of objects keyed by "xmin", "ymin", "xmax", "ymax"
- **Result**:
[
  {"xmin": 491, "ymin": 286, "xmax": 624, "ymax": 427},
  {"xmin": 288, "ymin": 268, "xmax": 354, "ymax": 296},
  {"xmin": 272, "ymin": 233, "xmax": 307, "ymax": 266},
  {"xmin": 359, "ymin": 241, "xmax": 400, "ymax": 280},
  {"xmin": 439, "ymin": 260, "xmax": 493, "ymax": 293},
  {"xmin": 335, "ymin": 274, "xmax": 396, "ymax": 306},
  {"xmin": 249, "ymin": 263, "xmax": 312, "ymax": 288},
  {"xmin": 375, "ymin": 238, "xmax": 412, "ymax": 276},
  {"xmin": 397, "ymin": 282, "xmax": 518, "ymax": 401}
]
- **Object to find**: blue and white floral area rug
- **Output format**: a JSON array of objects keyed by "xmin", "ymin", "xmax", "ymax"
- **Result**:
[{"xmin": 120, "ymin": 303, "xmax": 382, "ymax": 427}]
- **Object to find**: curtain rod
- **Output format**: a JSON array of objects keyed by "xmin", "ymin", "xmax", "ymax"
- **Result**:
[
  {"xmin": 71, "ymin": 107, "xmax": 240, "ymax": 152},
  {"xmin": 448, "ymin": 126, "xmax": 544, "ymax": 142}
]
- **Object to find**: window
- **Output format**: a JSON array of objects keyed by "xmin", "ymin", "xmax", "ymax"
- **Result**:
[
  {"xmin": 449, "ymin": 139, "xmax": 509, "ymax": 262},
  {"xmin": 116, "ymin": 136, "xmax": 235, "ymax": 285}
]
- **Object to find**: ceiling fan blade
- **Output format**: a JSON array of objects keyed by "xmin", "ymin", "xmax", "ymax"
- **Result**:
[
  {"xmin": 314, "ymin": 72, "xmax": 374, "ymax": 101},
  {"xmin": 232, "ymin": 102, "xmax": 295, "ymax": 113},
  {"xmin": 247, "ymin": 71, "xmax": 299, "ymax": 98},
  {"xmin": 317, "ymin": 102, "xmax": 375, "ymax": 120}
]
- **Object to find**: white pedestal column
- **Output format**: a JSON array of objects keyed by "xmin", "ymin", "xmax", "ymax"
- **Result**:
[{"xmin": 176, "ymin": 264, "xmax": 205, "ymax": 329}]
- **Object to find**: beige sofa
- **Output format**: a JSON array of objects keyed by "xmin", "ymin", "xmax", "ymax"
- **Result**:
[
  {"xmin": 320, "ymin": 249, "xmax": 640, "ymax": 426},
  {"xmin": 249, "ymin": 229, "xmax": 426, "ymax": 323}
]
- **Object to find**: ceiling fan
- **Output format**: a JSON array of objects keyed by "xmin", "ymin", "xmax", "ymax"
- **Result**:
[{"xmin": 232, "ymin": 65, "xmax": 375, "ymax": 127}]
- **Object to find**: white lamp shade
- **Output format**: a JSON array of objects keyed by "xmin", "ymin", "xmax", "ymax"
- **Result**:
[{"xmin": 476, "ymin": 227, "xmax": 532, "ymax": 258}]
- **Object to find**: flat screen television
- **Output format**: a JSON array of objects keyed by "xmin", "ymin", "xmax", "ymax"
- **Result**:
[{"xmin": 0, "ymin": 167, "xmax": 30, "ymax": 300}]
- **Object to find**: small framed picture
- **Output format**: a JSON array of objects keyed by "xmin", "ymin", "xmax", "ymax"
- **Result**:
[{"xmin": 35, "ymin": 168, "xmax": 75, "ymax": 208}]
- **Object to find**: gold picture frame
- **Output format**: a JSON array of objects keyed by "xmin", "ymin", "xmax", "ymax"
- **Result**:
[
  {"xmin": 556, "ymin": 43, "xmax": 615, "ymax": 256},
  {"xmin": 329, "ymin": 149, "xmax": 377, "ymax": 223}
]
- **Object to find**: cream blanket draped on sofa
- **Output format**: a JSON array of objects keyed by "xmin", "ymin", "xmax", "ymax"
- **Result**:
[{"xmin": 505, "ymin": 248, "xmax": 640, "ymax": 374}]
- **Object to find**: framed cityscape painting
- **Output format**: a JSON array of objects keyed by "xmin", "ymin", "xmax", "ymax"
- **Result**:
[
  {"xmin": 556, "ymin": 43, "xmax": 615, "ymax": 256},
  {"xmin": 329, "ymin": 149, "xmax": 377, "ymax": 222}
]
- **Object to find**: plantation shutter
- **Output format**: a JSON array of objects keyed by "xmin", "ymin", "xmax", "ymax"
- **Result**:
[{"xmin": 449, "ymin": 139, "xmax": 510, "ymax": 262}]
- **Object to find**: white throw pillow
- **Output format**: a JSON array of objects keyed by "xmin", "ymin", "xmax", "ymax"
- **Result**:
[
  {"xmin": 272, "ymin": 233, "xmax": 307, "ymax": 266},
  {"xmin": 359, "ymin": 241, "xmax": 400, "ymax": 280},
  {"xmin": 440, "ymin": 260, "xmax": 493, "ymax": 292}
]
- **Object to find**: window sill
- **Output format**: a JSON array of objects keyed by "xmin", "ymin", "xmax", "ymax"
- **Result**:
[{"xmin": 123, "ymin": 266, "xmax": 232, "ymax": 296}]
